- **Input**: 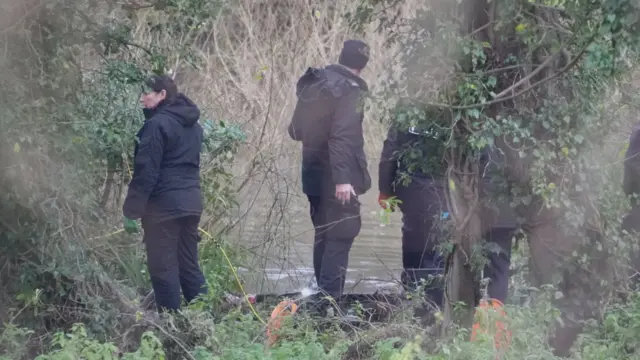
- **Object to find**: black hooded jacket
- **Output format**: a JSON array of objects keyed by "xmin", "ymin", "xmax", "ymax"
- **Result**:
[
  {"xmin": 123, "ymin": 93, "xmax": 204, "ymax": 222},
  {"xmin": 378, "ymin": 124, "xmax": 447, "ymax": 195},
  {"xmin": 288, "ymin": 64, "xmax": 371, "ymax": 196},
  {"xmin": 378, "ymin": 124, "xmax": 517, "ymax": 229}
]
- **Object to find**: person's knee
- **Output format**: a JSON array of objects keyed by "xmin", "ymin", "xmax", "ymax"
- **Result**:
[
  {"xmin": 147, "ymin": 252, "xmax": 176, "ymax": 279},
  {"xmin": 402, "ymin": 227, "xmax": 427, "ymax": 246},
  {"xmin": 401, "ymin": 225, "xmax": 430, "ymax": 252},
  {"xmin": 149, "ymin": 264, "xmax": 180, "ymax": 293},
  {"xmin": 179, "ymin": 265, "xmax": 205, "ymax": 284},
  {"xmin": 320, "ymin": 240, "xmax": 352, "ymax": 270}
]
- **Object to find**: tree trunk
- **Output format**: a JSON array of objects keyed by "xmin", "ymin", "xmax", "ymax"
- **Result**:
[
  {"xmin": 442, "ymin": 155, "xmax": 485, "ymax": 334},
  {"xmin": 440, "ymin": 0, "xmax": 613, "ymax": 355}
]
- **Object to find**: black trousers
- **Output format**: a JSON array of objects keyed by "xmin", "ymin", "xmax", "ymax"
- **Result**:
[
  {"xmin": 307, "ymin": 194, "xmax": 361, "ymax": 299},
  {"xmin": 481, "ymin": 227, "xmax": 513, "ymax": 304},
  {"xmin": 142, "ymin": 215, "xmax": 207, "ymax": 312},
  {"xmin": 395, "ymin": 176, "xmax": 513, "ymax": 306},
  {"xmin": 395, "ymin": 177, "xmax": 447, "ymax": 305}
]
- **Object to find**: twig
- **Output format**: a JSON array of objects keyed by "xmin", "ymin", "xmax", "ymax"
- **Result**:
[
  {"xmin": 143, "ymin": 319, "xmax": 196, "ymax": 360},
  {"xmin": 121, "ymin": 1, "xmax": 158, "ymax": 11},
  {"xmin": 493, "ymin": 49, "xmax": 558, "ymax": 99},
  {"xmin": 530, "ymin": 3, "xmax": 569, "ymax": 17},
  {"xmin": 424, "ymin": 37, "xmax": 594, "ymax": 110}
]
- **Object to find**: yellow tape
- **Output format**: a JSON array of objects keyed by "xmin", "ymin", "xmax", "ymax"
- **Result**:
[
  {"xmin": 198, "ymin": 227, "xmax": 266, "ymax": 325},
  {"xmin": 120, "ymin": 140, "xmax": 265, "ymax": 323},
  {"xmin": 90, "ymin": 225, "xmax": 266, "ymax": 325}
]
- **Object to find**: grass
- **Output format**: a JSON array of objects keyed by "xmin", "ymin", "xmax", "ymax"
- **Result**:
[{"xmin": 3, "ymin": 0, "xmax": 640, "ymax": 359}]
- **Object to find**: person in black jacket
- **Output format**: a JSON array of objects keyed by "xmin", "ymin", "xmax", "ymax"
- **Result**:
[
  {"xmin": 378, "ymin": 123, "xmax": 448, "ymax": 307},
  {"xmin": 288, "ymin": 40, "xmax": 372, "ymax": 303},
  {"xmin": 123, "ymin": 74, "xmax": 207, "ymax": 312},
  {"xmin": 378, "ymin": 121, "xmax": 515, "ymax": 308}
]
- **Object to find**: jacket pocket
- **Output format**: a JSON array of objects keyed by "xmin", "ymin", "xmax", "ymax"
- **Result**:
[
  {"xmin": 325, "ymin": 198, "xmax": 362, "ymax": 240},
  {"xmin": 355, "ymin": 155, "xmax": 371, "ymax": 194}
]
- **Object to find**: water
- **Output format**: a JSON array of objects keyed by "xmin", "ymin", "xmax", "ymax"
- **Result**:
[{"xmin": 231, "ymin": 174, "xmax": 406, "ymax": 296}]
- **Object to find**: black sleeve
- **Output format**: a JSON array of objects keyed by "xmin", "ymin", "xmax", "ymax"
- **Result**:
[
  {"xmin": 624, "ymin": 129, "xmax": 640, "ymax": 196},
  {"xmin": 378, "ymin": 126, "xmax": 399, "ymax": 195},
  {"xmin": 288, "ymin": 98, "xmax": 304, "ymax": 141},
  {"xmin": 122, "ymin": 120, "xmax": 165, "ymax": 219},
  {"xmin": 329, "ymin": 89, "xmax": 362, "ymax": 185},
  {"xmin": 288, "ymin": 68, "xmax": 316, "ymax": 141}
]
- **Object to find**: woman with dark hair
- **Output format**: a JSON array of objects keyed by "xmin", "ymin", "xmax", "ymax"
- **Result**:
[{"xmin": 123, "ymin": 74, "xmax": 208, "ymax": 312}]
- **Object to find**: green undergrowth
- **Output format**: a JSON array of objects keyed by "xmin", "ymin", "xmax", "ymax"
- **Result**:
[{"xmin": 3, "ymin": 282, "xmax": 640, "ymax": 360}]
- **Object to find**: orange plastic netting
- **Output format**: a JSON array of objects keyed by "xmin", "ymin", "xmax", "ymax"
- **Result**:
[
  {"xmin": 265, "ymin": 297, "xmax": 512, "ymax": 354},
  {"xmin": 266, "ymin": 300, "xmax": 298, "ymax": 346},
  {"xmin": 471, "ymin": 298, "xmax": 512, "ymax": 353}
]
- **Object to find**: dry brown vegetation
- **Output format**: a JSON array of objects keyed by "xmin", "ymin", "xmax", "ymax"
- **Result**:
[{"xmin": 124, "ymin": 0, "xmax": 435, "ymax": 291}]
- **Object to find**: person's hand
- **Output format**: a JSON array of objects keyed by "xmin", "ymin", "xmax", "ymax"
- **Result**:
[
  {"xmin": 335, "ymin": 184, "xmax": 356, "ymax": 204},
  {"xmin": 378, "ymin": 192, "xmax": 395, "ymax": 212},
  {"xmin": 123, "ymin": 217, "xmax": 140, "ymax": 234}
]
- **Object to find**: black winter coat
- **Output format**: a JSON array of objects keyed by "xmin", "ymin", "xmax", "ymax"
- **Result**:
[
  {"xmin": 288, "ymin": 64, "xmax": 371, "ymax": 197},
  {"xmin": 378, "ymin": 124, "xmax": 517, "ymax": 229},
  {"xmin": 123, "ymin": 93, "xmax": 204, "ymax": 223},
  {"xmin": 378, "ymin": 125, "xmax": 447, "ymax": 195}
]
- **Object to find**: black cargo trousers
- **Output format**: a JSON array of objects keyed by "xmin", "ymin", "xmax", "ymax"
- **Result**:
[
  {"xmin": 142, "ymin": 215, "xmax": 208, "ymax": 312},
  {"xmin": 395, "ymin": 176, "xmax": 513, "ymax": 306},
  {"xmin": 307, "ymin": 193, "xmax": 361, "ymax": 300},
  {"xmin": 395, "ymin": 176, "xmax": 447, "ymax": 307}
]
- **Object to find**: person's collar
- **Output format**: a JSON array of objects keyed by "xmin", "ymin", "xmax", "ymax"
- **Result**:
[
  {"xmin": 142, "ymin": 98, "xmax": 170, "ymax": 120},
  {"xmin": 336, "ymin": 64, "xmax": 361, "ymax": 77},
  {"xmin": 325, "ymin": 64, "xmax": 368, "ymax": 91}
]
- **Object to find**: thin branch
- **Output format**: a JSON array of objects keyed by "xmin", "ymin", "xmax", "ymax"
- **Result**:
[
  {"xmin": 121, "ymin": 1, "xmax": 159, "ymax": 11},
  {"xmin": 493, "ymin": 49, "xmax": 559, "ymax": 99},
  {"xmin": 422, "ymin": 37, "xmax": 594, "ymax": 110},
  {"xmin": 530, "ymin": 2, "xmax": 569, "ymax": 17}
]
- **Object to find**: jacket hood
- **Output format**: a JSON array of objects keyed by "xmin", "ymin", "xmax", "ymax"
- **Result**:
[
  {"xmin": 144, "ymin": 93, "xmax": 200, "ymax": 126},
  {"xmin": 294, "ymin": 64, "xmax": 369, "ymax": 98},
  {"xmin": 325, "ymin": 64, "xmax": 369, "ymax": 92},
  {"xmin": 295, "ymin": 67, "xmax": 324, "ymax": 97},
  {"xmin": 162, "ymin": 93, "xmax": 201, "ymax": 127}
]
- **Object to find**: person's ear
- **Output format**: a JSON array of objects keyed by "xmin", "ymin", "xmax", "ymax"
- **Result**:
[{"xmin": 159, "ymin": 89, "xmax": 167, "ymax": 100}]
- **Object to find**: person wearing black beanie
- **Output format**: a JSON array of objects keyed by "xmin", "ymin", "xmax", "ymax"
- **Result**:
[
  {"xmin": 287, "ymin": 40, "xmax": 371, "ymax": 315},
  {"xmin": 338, "ymin": 39, "xmax": 370, "ymax": 71}
]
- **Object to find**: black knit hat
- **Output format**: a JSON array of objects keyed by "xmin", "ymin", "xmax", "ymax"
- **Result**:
[
  {"xmin": 338, "ymin": 39, "xmax": 370, "ymax": 70},
  {"xmin": 144, "ymin": 74, "xmax": 177, "ymax": 101}
]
